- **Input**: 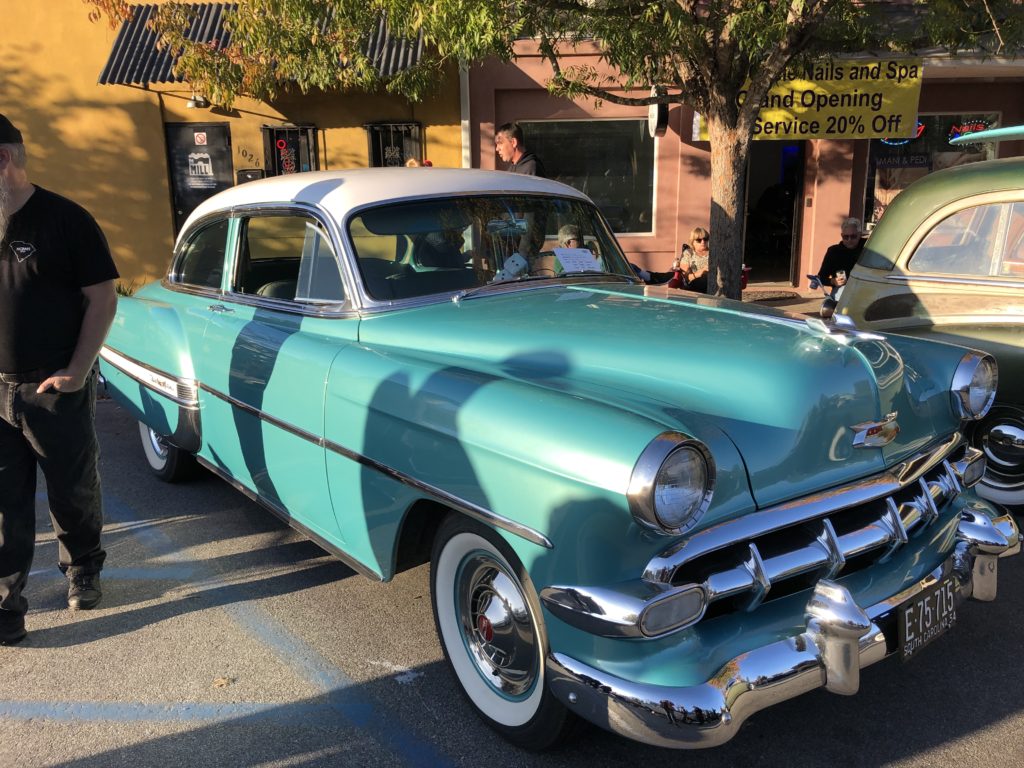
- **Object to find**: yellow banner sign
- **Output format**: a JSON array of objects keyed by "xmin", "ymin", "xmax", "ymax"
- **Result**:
[{"xmin": 695, "ymin": 58, "xmax": 923, "ymax": 141}]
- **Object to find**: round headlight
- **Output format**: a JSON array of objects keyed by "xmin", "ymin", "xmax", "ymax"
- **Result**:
[
  {"xmin": 628, "ymin": 433, "xmax": 715, "ymax": 535},
  {"xmin": 951, "ymin": 353, "xmax": 998, "ymax": 420}
]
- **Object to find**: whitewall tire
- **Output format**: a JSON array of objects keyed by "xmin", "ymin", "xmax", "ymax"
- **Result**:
[
  {"xmin": 430, "ymin": 514, "xmax": 575, "ymax": 750},
  {"xmin": 138, "ymin": 421, "xmax": 197, "ymax": 483}
]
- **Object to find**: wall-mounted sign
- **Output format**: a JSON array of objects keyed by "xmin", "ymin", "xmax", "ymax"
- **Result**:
[
  {"xmin": 262, "ymin": 125, "xmax": 318, "ymax": 176},
  {"xmin": 693, "ymin": 58, "xmax": 923, "ymax": 141},
  {"xmin": 881, "ymin": 120, "xmax": 926, "ymax": 146},
  {"xmin": 164, "ymin": 122, "xmax": 234, "ymax": 232}
]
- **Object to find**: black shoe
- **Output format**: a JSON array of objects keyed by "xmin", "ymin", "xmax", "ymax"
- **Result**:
[
  {"xmin": 68, "ymin": 571, "xmax": 102, "ymax": 611},
  {"xmin": 0, "ymin": 616, "xmax": 27, "ymax": 646}
]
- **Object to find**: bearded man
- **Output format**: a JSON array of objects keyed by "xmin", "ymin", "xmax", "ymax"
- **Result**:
[{"xmin": 0, "ymin": 113, "xmax": 119, "ymax": 646}]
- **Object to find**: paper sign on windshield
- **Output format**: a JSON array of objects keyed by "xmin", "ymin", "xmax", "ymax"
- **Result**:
[{"xmin": 554, "ymin": 247, "xmax": 601, "ymax": 273}]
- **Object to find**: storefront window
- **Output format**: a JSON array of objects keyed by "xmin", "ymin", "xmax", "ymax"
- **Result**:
[
  {"xmin": 865, "ymin": 113, "xmax": 999, "ymax": 227},
  {"xmin": 520, "ymin": 120, "xmax": 655, "ymax": 233}
]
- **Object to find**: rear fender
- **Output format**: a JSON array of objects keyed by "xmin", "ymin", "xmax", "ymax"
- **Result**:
[{"xmin": 99, "ymin": 285, "xmax": 204, "ymax": 452}]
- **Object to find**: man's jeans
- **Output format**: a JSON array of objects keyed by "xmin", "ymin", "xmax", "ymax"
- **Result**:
[{"xmin": 0, "ymin": 374, "xmax": 106, "ymax": 620}]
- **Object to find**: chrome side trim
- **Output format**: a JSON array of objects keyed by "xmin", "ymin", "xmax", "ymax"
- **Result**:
[
  {"xmin": 193, "ymin": 455, "xmax": 383, "ymax": 582},
  {"xmin": 199, "ymin": 383, "xmax": 553, "ymax": 550},
  {"xmin": 644, "ymin": 433, "xmax": 962, "ymax": 583},
  {"xmin": 210, "ymin": 291, "xmax": 357, "ymax": 319},
  {"xmin": 547, "ymin": 526, "xmax": 1018, "ymax": 749},
  {"xmin": 886, "ymin": 273, "xmax": 1024, "ymax": 290},
  {"xmin": 99, "ymin": 346, "xmax": 199, "ymax": 408}
]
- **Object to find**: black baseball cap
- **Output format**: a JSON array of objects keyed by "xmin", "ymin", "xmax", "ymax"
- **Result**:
[{"xmin": 0, "ymin": 114, "xmax": 23, "ymax": 144}]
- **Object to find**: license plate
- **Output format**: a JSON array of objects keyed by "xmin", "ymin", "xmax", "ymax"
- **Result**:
[{"xmin": 897, "ymin": 575, "xmax": 957, "ymax": 661}]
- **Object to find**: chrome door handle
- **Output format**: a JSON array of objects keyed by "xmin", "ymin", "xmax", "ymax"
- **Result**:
[{"xmin": 207, "ymin": 304, "xmax": 235, "ymax": 313}]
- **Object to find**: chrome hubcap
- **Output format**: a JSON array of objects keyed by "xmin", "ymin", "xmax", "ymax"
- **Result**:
[
  {"xmin": 974, "ymin": 409, "xmax": 1024, "ymax": 493},
  {"xmin": 977, "ymin": 408, "xmax": 1024, "ymax": 493},
  {"xmin": 457, "ymin": 554, "xmax": 537, "ymax": 698},
  {"xmin": 146, "ymin": 428, "xmax": 170, "ymax": 461}
]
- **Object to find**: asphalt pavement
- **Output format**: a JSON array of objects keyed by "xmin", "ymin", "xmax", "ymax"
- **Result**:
[{"xmin": 2, "ymin": 399, "xmax": 1024, "ymax": 767}]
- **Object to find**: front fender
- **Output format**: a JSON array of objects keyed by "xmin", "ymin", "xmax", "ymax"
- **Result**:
[{"xmin": 326, "ymin": 343, "xmax": 754, "ymax": 588}]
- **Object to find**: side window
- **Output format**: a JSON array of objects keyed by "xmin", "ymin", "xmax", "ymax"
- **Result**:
[
  {"xmin": 175, "ymin": 218, "xmax": 229, "ymax": 288},
  {"xmin": 234, "ymin": 214, "xmax": 344, "ymax": 303},
  {"xmin": 998, "ymin": 202, "xmax": 1024, "ymax": 277},
  {"xmin": 908, "ymin": 204, "xmax": 1000, "ymax": 276}
]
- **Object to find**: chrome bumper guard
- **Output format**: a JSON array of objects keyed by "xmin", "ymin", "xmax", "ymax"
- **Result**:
[{"xmin": 546, "ymin": 511, "xmax": 1020, "ymax": 749}]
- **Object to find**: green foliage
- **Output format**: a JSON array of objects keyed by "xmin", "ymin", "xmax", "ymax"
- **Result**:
[
  {"xmin": 84, "ymin": 0, "xmax": 1024, "ymax": 297},
  {"xmin": 114, "ymin": 279, "xmax": 140, "ymax": 297}
]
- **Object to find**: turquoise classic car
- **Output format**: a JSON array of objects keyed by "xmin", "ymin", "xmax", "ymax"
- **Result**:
[
  {"xmin": 838, "ymin": 125, "xmax": 1024, "ymax": 512},
  {"xmin": 100, "ymin": 168, "xmax": 1019, "ymax": 750}
]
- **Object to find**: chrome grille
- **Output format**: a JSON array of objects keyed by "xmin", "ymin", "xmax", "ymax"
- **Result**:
[{"xmin": 644, "ymin": 437, "xmax": 982, "ymax": 613}]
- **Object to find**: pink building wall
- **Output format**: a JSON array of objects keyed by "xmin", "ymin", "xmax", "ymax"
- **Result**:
[{"xmin": 469, "ymin": 47, "xmax": 1024, "ymax": 286}]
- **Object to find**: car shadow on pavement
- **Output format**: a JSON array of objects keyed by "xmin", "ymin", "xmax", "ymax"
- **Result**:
[{"xmin": 21, "ymin": 556, "xmax": 355, "ymax": 649}]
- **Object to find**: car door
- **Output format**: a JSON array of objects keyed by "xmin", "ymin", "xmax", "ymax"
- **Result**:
[{"xmin": 197, "ymin": 207, "xmax": 357, "ymax": 544}]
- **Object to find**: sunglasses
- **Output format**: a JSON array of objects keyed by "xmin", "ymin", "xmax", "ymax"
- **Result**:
[{"xmin": 694, "ymin": 237, "xmax": 709, "ymax": 243}]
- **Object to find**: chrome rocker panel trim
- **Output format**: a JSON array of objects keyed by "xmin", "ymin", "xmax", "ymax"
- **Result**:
[
  {"xmin": 547, "ymin": 511, "xmax": 1020, "ymax": 749},
  {"xmin": 101, "ymin": 343, "xmax": 552, "ymax": 550},
  {"xmin": 200, "ymin": 384, "xmax": 553, "ymax": 550}
]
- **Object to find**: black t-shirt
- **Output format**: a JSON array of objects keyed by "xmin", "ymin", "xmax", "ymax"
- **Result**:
[
  {"xmin": 0, "ymin": 186, "xmax": 118, "ymax": 373},
  {"xmin": 817, "ymin": 238, "xmax": 865, "ymax": 285},
  {"xmin": 509, "ymin": 152, "xmax": 546, "ymax": 178}
]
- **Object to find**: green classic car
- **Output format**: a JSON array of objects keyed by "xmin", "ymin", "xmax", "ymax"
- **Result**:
[
  {"xmin": 100, "ymin": 168, "xmax": 1019, "ymax": 750},
  {"xmin": 838, "ymin": 126, "xmax": 1024, "ymax": 512}
]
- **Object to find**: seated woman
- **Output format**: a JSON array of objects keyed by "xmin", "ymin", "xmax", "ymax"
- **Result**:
[{"xmin": 669, "ymin": 227, "xmax": 710, "ymax": 292}]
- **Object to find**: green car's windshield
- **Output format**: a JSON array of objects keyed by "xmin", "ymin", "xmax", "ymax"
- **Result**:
[{"xmin": 348, "ymin": 194, "xmax": 634, "ymax": 301}]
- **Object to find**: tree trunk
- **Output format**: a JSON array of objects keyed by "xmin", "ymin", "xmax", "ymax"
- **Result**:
[{"xmin": 705, "ymin": 117, "xmax": 752, "ymax": 300}]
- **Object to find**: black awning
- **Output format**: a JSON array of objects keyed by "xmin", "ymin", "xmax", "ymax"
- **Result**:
[{"xmin": 98, "ymin": 3, "xmax": 424, "ymax": 86}]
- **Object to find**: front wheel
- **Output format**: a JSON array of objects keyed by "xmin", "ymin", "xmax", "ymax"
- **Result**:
[
  {"xmin": 430, "ymin": 514, "xmax": 576, "ymax": 751},
  {"xmin": 972, "ymin": 405, "xmax": 1024, "ymax": 512},
  {"xmin": 138, "ymin": 421, "xmax": 197, "ymax": 483}
]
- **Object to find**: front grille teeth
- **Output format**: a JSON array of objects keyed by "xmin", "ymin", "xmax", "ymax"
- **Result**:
[
  {"xmin": 663, "ymin": 449, "xmax": 969, "ymax": 613},
  {"xmin": 816, "ymin": 519, "xmax": 846, "ymax": 578}
]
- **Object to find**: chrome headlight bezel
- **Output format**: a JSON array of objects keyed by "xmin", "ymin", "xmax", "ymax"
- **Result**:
[
  {"xmin": 627, "ymin": 432, "xmax": 715, "ymax": 536},
  {"xmin": 951, "ymin": 352, "xmax": 998, "ymax": 421}
]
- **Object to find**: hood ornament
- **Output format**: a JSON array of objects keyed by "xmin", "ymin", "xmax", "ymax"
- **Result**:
[{"xmin": 851, "ymin": 412, "xmax": 900, "ymax": 448}]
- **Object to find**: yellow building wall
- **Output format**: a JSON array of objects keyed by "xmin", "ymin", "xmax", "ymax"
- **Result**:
[
  {"xmin": 2, "ymin": 0, "xmax": 176, "ymax": 285},
  {"xmin": 1, "ymin": 0, "xmax": 462, "ymax": 284}
]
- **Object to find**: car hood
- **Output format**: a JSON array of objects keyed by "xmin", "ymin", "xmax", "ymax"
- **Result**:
[{"xmin": 357, "ymin": 283, "xmax": 955, "ymax": 507}]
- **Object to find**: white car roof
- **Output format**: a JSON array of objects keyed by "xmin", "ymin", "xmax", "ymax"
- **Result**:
[{"xmin": 181, "ymin": 168, "xmax": 591, "ymax": 238}]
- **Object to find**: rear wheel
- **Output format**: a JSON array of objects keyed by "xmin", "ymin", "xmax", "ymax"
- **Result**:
[
  {"xmin": 138, "ymin": 421, "xmax": 197, "ymax": 482},
  {"xmin": 430, "ymin": 514, "xmax": 576, "ymax": 751}
]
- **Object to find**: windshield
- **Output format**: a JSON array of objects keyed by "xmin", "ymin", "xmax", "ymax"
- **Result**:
[{"xmin": 347, "ymin": 194, "xmax": 633, "ymax": 301}]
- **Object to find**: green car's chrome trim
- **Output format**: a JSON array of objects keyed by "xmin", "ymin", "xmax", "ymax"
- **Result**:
[
  {"xmin": 949, "ymin": 124, "xmax": 1024, "ymax": 145},
  {"xmin": 885, "ymin": 273, "xmax": 1024, "ymax": 290},
  {"xmin": 198, "ymin": 383, "xmax": 554, "ymax": 550},
  {"xmin": 99, "ymin": 346, "xmax": 199, "ymax": 407}
]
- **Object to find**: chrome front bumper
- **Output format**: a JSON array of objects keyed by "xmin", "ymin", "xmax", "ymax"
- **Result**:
[{"xmin": 546, "ymin": 510, "xmax": 1020, "ymax": 749}]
